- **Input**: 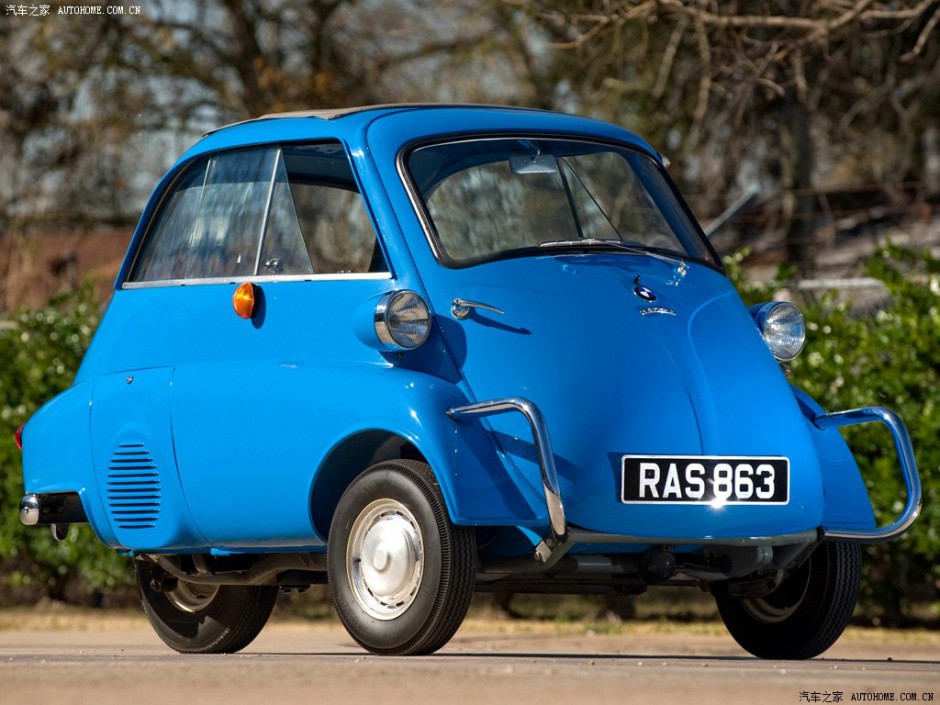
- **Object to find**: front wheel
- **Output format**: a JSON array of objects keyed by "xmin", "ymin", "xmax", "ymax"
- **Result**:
[
  {"xmin": 715, "ymin": 541, "xmax": 861, "ymax": 659},
  {"xmin": 328, "ymin": 460, "xmax": 477, "ymax": 655},
  {"xmin": 136, "ymin": 560, "xmax": 277, "ymax": 654}
]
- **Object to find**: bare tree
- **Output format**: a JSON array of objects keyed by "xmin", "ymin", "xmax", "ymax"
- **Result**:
[
  {"xmin": 524, "ymin": 0, "xmax": 940, "ymax": 271},
  {"xmin": 0, "ymin": 1, "xmax": 515, "ymax": 242},
  {"xmin": 105, "ymin": 0, "xmax": 517, "ymax": 125}
]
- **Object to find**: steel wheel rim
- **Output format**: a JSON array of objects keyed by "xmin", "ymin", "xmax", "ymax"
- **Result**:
[
  {"xmin": 347, "ymin": 498, "xmax": 424, "ymax": 621},
  {"xmin": 165, "ymin": 580, "xmax": 219, "ymax": 614},
  {"xmin": 741, "ymin": 560, "xmax": 812, "ymax": 624}
]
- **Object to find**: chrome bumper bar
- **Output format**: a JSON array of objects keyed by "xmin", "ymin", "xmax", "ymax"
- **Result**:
[
  {"xmin": 448, "ymin": 397, "xmax": 922, "ymax": 563},
  {"xmin": 447, "ymin": 397, "xmax": 567, "ymax": 561},
  {"xmin": 813, "ymin": 406, "xmax": 922, "ymax": 543}
]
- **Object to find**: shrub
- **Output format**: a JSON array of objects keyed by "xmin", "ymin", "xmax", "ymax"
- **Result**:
[{"xmin": 0, "ymin": 285, "xmax": 133, "ymax": 604}]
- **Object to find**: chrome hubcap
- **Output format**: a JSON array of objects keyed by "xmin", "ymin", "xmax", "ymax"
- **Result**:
[
  {"xmin": 347, "ymin": 499, "xmax": 424, "ymax": 620},
  {"xmin": 165, "ymin": 580, "xmax": 219, "ymax": 614}
]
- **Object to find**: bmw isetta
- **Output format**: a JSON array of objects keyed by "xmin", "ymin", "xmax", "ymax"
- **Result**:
[{"xmin": 18, "ymin": 105, "xmax": 921, "ymax": 659}]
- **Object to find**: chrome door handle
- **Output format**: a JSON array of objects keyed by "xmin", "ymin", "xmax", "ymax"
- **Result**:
[{"xmin": 451, "ymin": 298, "xmax": 504, "ymax": 319}]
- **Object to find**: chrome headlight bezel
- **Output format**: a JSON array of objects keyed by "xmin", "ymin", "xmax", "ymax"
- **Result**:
[
  {"xmin": 750, "ymin": 301, "xmax": 807, "ymax": 362},
  {"xmin": 374, "ymin": 290, "xmax": 432, "ymax": 350}
]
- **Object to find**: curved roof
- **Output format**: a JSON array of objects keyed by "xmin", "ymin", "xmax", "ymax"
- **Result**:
[
  {"xmin": 206, "ymin": 103, "xmax": 556, "ymax": 134},
  {"xmin": 193, "ymin": 104, "xmax": 657, "ymax": 163}
]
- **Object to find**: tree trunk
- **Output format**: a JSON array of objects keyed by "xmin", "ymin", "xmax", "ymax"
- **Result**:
[{"xmin": 779, "ymin": 96, "xmax": 816, "ymax": 274}]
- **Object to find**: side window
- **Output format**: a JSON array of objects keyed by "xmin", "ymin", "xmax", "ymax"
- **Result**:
[
  {"xmin": 128, "ymin": 141, "xmax": 386, "ymax": 284},
  {"xmin": 281, "ymin": 145, "xmax": 384, "ymax": 274}
]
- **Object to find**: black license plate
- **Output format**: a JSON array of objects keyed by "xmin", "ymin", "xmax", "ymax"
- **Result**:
[{"xmin": 621, "ymin": 455, "xmax": 789, "ymax": 505}]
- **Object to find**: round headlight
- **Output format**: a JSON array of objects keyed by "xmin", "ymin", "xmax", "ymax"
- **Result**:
[
  {"xmin": 375, "ymin": 291, "xmax": 431, "ymax": 350},
  {"xmin": 750, "ymin": 301, "xmax": 806, "ymax": 362}
]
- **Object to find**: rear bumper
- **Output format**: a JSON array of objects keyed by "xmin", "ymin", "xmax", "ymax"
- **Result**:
[
  {"xmin": 19, "ymin": 492, "xmax": 88, "ymax": 526},
  {"xmin": 448, "ymin": 397, "xmax": 922, "ymax": 562}
]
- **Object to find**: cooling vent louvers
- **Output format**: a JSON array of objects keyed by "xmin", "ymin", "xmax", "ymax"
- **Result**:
[{"xmin": 106, "ymin": 443, "xmax": 160, "ymax": 530}]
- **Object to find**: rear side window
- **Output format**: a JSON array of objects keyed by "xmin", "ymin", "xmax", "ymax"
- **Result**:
[{"xmin": 128, "ymin": 142, "xmax": 385, "ymax": 284}]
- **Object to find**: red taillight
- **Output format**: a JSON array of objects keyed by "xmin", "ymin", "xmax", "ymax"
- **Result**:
[{"xmin": 14, "ymin": 423, "xmax": 24, "ymax": 451}]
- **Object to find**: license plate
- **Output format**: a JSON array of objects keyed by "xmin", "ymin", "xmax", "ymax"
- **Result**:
[{"xmin": 621, "ymin": 455, "xmax": 789, "ymax": 505}]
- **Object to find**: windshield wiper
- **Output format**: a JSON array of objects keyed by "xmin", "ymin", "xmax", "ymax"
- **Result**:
[{"xmin": 538, "ymin": 238, "xmax": 689, "ymax": 274}]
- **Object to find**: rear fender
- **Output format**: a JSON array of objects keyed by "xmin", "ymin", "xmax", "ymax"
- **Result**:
[{"xmin": 20, "ymin": 381, "xmax": 118, "ymax": 546}]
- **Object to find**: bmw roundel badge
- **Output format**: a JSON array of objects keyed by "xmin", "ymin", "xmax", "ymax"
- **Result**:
[{"xmin": 634, "ymin": 285, "xmax": 656, "ymax": 302}]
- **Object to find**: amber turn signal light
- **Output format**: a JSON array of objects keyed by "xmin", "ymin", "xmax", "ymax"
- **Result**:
[{"xmin": 233, "ymin": 282, "xmax": 256, "ymax": 319}]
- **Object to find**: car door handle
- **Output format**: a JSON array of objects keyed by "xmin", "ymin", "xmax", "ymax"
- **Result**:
[{"xmin": 451, "ymin": 298, "xmax": 504, "ymax": 319}]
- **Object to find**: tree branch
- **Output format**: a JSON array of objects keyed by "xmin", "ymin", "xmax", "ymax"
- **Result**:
[
  {"xmin": 652, "ymin": 14, "xmax": 689, "ymax": 102},
  {"xmin": 901, "ymin": 4, "xmax": 940, "ymax": 62}
]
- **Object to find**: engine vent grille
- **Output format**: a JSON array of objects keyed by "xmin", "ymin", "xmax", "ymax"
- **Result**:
[{"xmin": 106, "ymin": 443, "xmax": 160, "ymax": 530}]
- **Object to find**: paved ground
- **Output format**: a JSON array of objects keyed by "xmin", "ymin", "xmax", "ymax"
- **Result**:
[{"xmin": 0, "ymin": 612, "xmax": 936, "ymax": 705}]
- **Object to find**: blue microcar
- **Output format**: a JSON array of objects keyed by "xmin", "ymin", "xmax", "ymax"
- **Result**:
[{"xmin": 18, "ymin": 105, "xmax": 921, "ymax": 659}]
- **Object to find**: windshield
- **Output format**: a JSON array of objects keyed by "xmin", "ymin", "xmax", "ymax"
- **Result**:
[{"xmin": 405, "ymin": 138, "xmax": 718, "ymax": 268}]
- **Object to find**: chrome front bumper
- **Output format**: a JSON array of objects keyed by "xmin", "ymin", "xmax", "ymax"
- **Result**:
[
  {"xmin": 448, "ymin": 397, "xmax": 922, "ymax": 562},
  {"xmin": 813, "ymin": 406, "xmax": 922, "ymax": 543},
  {"xmin": 447, "ymin": 397, "xmax": 567, "ymax": 562}
]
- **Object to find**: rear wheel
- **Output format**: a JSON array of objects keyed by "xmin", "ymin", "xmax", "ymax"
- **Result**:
[
  {"xmin": 328, "ymin": 459, "xmax": 476, "ymax": 655},
  {"xmin": 715, "ymin": 541, "xmax": 861, "ymax": 659},
  {"xmin": 136, "ymin": 560, "xmax": 277, "ymax": 654}
]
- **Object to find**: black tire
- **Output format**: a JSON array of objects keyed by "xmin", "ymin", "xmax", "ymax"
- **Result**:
[
  {"xmin": 328, "ymin": 459, "xmax": 477, "ymax": 656},
  {"xmin": 136, "ymin": 560, "xmax": 277, "ymax": 654},
  {"xmin": 715, "ymin": 541, "xmax": 861, "ymax": 659}
]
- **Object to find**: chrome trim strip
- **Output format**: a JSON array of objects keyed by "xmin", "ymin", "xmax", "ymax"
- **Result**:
[
  {"xmin": 814, "ymin": 406, "xmax": 922, "ymax": 543},
  {"xmin": 122, "ymin": 272, "xmax": 392, "ymax": 289},
  {"xmin": 253, "ymin": 149, "xmax": 282, "ymax": 275},
  {"xmin": 374, "ymin": 292, "xmax": 396, "ymax": 347},
  {"xmin": 447, "ymin": 397, "xmax": 567, "ymax": 550}
]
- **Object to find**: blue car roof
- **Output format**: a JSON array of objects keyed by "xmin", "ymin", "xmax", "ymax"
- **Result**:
[{"xmin": 185, "ymin": 104, "xmax": 661, "ymax": 162}]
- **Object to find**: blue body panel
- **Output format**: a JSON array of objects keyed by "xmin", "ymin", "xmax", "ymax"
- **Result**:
[
  {"xmin": 404, "ymin": 254, "xmax": 830, "ymax": 539},
  {"xmin": 21, "ymin": 105, "xmax": 879, "ymax": 554}
]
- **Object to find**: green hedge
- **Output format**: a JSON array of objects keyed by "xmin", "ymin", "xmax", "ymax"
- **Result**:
[{"xmin": 0, "ymin": 286, "xmax": 133, "ymax": 602}]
